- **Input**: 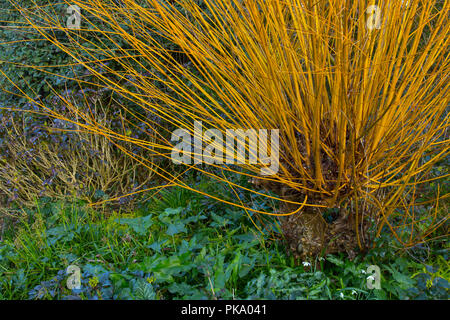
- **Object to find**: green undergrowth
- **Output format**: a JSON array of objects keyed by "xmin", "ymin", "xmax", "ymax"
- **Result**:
[{"xmin": 0, "ymin": 186, "xmax": 448, "ymax": 300}]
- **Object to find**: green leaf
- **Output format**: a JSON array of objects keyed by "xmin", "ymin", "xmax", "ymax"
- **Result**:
[
  {"xmin": 214, "ymin": 255, "xmax": 226, "ymax": 290},
  {"xmin": 116, "ymin": 215, "xmax": 153, "ymax": 235},
  {"xmin": 147, "ymin": 240, "xmax": 166, "ymax": 252},
  {"xmin": 326, "ymin": 255, "xmax": 344, "ymax": 267},
  {"xmin": 163, "ymin": 207, "xmax": 183, "ymax": 216},
  {"xmin": 166, "ymin": 222, "xmax": 187, "ymax": 236}
]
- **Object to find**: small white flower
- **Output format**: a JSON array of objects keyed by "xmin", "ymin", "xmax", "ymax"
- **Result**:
[
  {"xmin": 318, "ymin": 257, "xmax": 325, "ymax": 261},
  {"xmin": 361, "ymin": 270, "xmax": 366, "ymax": 274},
  {"xmin": 302, "ymin": 261, "xmax": 311, "ymax": 267},
  {"xmin": 367, "ymin": 275, "xmax": 375, "ymax": 281},
  {"xmin": 339, "ymin": 292, "xmax": 344, "ymax": 298},
  {"xmin": 351, "ymin": 290, "xmax": 357, "ymax": 295}
]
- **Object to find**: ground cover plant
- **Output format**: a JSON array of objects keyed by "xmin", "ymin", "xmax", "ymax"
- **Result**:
[
  {"xmin": 0, "ymin": 0, "xmax": 448, "ymax": 300},
  {"xmin": 0, "ymin": 181, "xmax": 448, "ymax": 300}
]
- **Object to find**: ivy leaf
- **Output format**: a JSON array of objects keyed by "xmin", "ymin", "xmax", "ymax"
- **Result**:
[
  {"xmin": 116, "ymin": 215, "xmax": 153, "ymax": 235},
  {"xmin": 166, "ymin": 222, "xmax": 187, "ymax": 236},
  {"xmin": 147, "ymin": 240, "xmax": 166, "ymax": 253}
]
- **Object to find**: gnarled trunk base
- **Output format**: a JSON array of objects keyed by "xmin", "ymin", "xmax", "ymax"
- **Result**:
[{"xmin": 280, "ymin": 206, "xmax": 362, "ymax": 260}]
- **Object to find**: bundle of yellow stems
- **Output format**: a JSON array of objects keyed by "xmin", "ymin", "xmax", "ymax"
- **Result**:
[{"xmin": 1, "ymin": 0, "xmax": 448, "ymax": 253}]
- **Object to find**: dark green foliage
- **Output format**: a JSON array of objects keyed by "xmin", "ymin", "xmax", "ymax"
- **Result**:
[
  {"xmin": 0, "ymin": 187, "xmax": 447, "ymax": 300},
  {"xmin": 0, "ymin": 1, "xmax": 77, "ymax": 106}
]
